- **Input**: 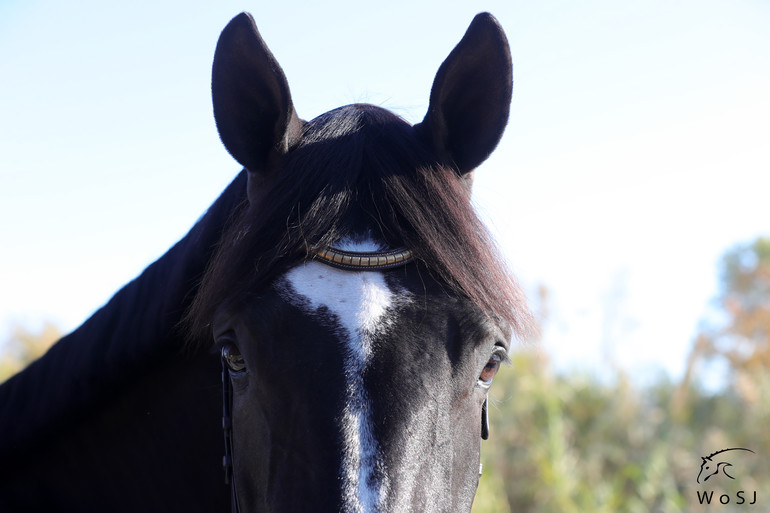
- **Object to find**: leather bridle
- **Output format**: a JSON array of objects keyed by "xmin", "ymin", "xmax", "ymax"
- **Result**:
[
  {"xmin": 219, "ymin": 245, "xmax": 488, "ymax": 512},
  {"xmin": 221, "ymin": 353, "xmax": 240, "ymax": 513}
]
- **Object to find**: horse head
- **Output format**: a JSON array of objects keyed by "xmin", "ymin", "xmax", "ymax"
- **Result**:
[
  {"xmin": 697, "ymin": 456, "xmax": 718, "ymax": 483},
  {"xmin": 186, "ymin": 12, "xmax": 531, "ymax": 512}
]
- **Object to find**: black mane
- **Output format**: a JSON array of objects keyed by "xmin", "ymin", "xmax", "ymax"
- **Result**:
[
  {"xmin": 0, "ymin": 172, "xmax": 247, "ymax": 459},
  {"xmin": 187, "ymin": 104, "xmax": 532, "ymax": 342}
]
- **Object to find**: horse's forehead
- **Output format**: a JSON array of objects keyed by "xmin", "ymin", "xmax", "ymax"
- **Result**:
[{"xmin": 275, "ymin": 261, "xmax": 409, "ymax": 339}]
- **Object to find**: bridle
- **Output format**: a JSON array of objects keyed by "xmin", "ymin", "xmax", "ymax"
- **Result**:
[
  {"xmin": 314, "ymin": 246, "xmax": 414, "ymax": 271},
  {"xmin": 221, "ymin": 354, "xmax": 239, "ymax": 512},
  {"xmin": 219, "ymin": 245, "xmax": 488, "ymax": 512}
]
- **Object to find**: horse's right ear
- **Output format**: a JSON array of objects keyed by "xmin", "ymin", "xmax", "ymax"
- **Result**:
[
  {"xmin": 416, "ymin": 13, "xmax": 513, "ymax": 178},
  {"xmin": 212, "ymin": 13, "xmax": 302, "ymax": 176}
]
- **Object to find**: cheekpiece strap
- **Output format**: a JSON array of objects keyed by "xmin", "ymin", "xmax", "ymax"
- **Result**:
[{"xmin": 314, "ymin": 246, "xmax": 414, "ymax": 271}]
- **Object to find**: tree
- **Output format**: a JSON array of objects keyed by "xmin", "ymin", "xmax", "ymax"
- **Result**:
[
  {"xmin": 709, "ymin": 237, "xmax": 770, "ymax": 371},
  {"xmin": 679, "ymin": 236, "xmax": 770, "ymax": 392}
]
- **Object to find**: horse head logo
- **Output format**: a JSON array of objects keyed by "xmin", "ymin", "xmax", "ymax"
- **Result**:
[{"xmin": 697, "ymin": 448, "xmax": 755, "ymax": 484}]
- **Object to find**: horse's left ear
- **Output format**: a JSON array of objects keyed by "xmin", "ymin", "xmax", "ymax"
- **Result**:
[
  {"xmin": 416, "ymin": 13, "xmax": 512, "ymax": 178},
  {"xmin": 212, "ymin": 13, "xmax": 303, "ymax": 176}
]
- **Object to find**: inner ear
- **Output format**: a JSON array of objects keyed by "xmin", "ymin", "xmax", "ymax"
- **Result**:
[
  {"xmin": 416, "ymin": 13, "xmax": 513, "ymax": 176},
  {"xmin": 211, "ymin": 12, "xmax": 303, "ymax": 176}
]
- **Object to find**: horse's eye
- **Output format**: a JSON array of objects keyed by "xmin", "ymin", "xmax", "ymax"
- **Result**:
[
  {"xmin": 222, "ymin": 344, "xmax": 246, "ymax": 373},
  {"xmin": 479, "ymin": 353, "xmax": 503, "ymax": 387}
]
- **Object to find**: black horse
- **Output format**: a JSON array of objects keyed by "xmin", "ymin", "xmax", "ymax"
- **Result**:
[{"xmin": 0, "ymin": 12, "xmax": 531, "ymax": 513}]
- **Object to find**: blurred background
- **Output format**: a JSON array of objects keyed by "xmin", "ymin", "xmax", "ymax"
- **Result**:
[{"xmin": 1, "ymin": 0, "xmax": 768, "ymax": 510}]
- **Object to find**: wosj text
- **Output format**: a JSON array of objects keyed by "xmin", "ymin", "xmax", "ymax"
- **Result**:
[{"xmin": 697, "ymin": 490, "xmax": 757, "ymax": 505}]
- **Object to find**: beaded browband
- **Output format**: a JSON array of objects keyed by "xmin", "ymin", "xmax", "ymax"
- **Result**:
[{"xmin": 314, "ymin": 246, "xmax": 414, "ymax": 271}]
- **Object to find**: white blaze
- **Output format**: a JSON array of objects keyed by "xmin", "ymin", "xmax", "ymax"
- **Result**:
[{"xmin": 276, "ymin": 240, "xmax": 406, "ymax": 512}]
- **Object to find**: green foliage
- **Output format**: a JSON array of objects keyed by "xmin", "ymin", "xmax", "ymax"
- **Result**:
[{"xmin": 472, "ymin": 237, "xmax": 770, "ymax": 511}]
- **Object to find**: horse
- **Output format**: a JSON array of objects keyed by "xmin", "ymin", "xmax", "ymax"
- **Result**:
[{"xmin": 0, "ymin": 12, "xmax": 531, "ymax": 513}]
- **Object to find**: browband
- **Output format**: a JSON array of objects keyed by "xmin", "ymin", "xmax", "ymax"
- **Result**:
[{"xmin": 314, "ymin": 246, "xmax": 414, "ymax": 271}]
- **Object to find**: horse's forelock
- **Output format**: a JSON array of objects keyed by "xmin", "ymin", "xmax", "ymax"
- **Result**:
[{"xmin": 185, "ymin": 104, "xmax": 533, "ymax": 345}]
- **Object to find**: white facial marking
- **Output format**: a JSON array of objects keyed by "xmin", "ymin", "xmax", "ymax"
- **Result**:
[{"xmin": 276, "ymin": 239, "xmax": 409, "ymax": 512}]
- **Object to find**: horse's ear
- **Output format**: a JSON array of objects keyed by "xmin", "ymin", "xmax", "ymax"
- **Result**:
[
  {"xmin": 416, "ymin": 13, "xmax": 512, "ymax": 178},
  {"xmin": 212, "ymin": 13, "xmax": 302, "ymax": 175}
]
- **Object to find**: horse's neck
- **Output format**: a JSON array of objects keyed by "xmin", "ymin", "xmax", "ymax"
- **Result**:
[
  {"xmin": 0, "ymin": 171, "xmax": 247, "ymax": 463},
  {"xmin": 0, "ymin": 348, "xmax": 227, "ymax": 512}
]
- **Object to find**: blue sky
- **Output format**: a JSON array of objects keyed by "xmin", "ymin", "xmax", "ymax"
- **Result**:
[{"xmin": 1, "ymin": 0, "xmax": 769, "ymax": 381}]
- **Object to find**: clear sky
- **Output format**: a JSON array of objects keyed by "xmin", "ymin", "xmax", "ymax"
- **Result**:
[{"xmin": 1, "ymin": 0, "xmax": 768, "ymax": 381}]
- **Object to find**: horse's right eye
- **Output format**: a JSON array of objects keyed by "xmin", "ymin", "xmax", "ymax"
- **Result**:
[{"xmin": 222, "ymin": 344, "xmax": 246, "ymax": 373}]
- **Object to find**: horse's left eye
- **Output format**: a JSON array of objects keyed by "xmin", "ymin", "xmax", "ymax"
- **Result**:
[{"xmin": 479, "ymin": 353, "xmax": 503, "ymax": 387}]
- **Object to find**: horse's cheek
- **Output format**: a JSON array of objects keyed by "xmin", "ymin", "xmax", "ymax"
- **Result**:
[{"xmin": 231, "ymin": 392, "xmax": 271, "ymax": 506}]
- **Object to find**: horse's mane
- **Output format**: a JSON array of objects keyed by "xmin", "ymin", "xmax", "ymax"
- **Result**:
[
  {"xmin": 186, "ymin": 104, "xmax": 533, "ymax": 343},
  {"xmin": 0, "ymin": 172, "xmax": 248, "ymax": 457}
]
